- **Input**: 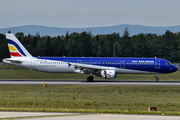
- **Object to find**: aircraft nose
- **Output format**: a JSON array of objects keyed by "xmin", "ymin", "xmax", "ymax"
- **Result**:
[{"xmin": 171, "ymin": 65, "xmax": 178, "ymax": 72}]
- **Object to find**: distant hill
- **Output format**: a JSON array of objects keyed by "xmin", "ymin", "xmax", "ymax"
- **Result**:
[{"xmin": 0, "ymin": 24, "xmax": 180, "ymax": 36}]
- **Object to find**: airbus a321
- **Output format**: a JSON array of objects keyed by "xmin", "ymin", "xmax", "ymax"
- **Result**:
[{"xmin": 3, "ymin": 33, "xmax": 178, "ymax": 82}]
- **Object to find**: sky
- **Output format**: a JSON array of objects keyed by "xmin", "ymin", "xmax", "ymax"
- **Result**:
[{"xmin": 0, "ymin": 0, "xmax": 180, "ymax": 29}]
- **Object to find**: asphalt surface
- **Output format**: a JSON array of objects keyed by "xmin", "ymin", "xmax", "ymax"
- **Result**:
[
  {"xmin": 1, "ymin": 80, "xmax": 180, "ymax": 85},
  {"xmin": 0, "ymin": 112, "xmax": 79, "ymax": 119},
  {"xmin": 24, "ymin": 114, "xmax": 180, "ymax": 120},
  {"xmin": 0, "ymin": 112, "xmax": 180, "ymax": 120}
]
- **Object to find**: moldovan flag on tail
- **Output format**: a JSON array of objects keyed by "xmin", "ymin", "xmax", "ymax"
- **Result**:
[{"xmin": 6, "ymin": 33, "xmax": 32, "ymax": 58}]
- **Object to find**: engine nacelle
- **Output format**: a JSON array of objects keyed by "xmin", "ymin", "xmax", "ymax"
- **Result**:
[{"xmin": 100, "ymin": 70, "xmax": 116, "ymax": 79}]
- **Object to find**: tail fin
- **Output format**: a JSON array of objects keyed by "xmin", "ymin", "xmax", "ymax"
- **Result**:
[{"xmin": 5, "ymin": 33, "xmax": 32, "ymax": 58}]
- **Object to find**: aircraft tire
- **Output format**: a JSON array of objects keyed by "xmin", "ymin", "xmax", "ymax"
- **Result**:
[
  {"xmin": 156, "ymin": 78, "xmax": 159, "ymax": 82},
  {"xmin": 87, "ymin": 76, "xmax": 93, "ymax": 82}
]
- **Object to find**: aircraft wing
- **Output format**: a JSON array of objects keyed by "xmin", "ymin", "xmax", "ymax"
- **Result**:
[{"xmin": 69, "ymin": 63, "xmax": 116, "ymax": 74}]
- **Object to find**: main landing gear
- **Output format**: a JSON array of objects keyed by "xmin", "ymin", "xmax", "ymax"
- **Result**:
[
  {"xmin": 156, "ymin": 73, "xmax": 159, "ymax": 82},
  {"xmin": 87, "ymin": 76, "xmax": 94, "ymax": 82}
]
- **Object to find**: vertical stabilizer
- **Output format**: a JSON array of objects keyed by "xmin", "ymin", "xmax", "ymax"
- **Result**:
[{"xmin": 5, "ymin": 33, "xmax": 32, "ymax": 58}]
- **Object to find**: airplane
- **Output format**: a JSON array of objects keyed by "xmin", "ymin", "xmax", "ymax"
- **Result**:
[{"xmin": 3, "ymin": 33, "xmax": 178, "ymax": 82}]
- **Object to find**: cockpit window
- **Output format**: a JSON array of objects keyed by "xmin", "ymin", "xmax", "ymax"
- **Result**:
[{"xmin": 165, "ymin": 62, "xmax": 171, "ymax": 65}]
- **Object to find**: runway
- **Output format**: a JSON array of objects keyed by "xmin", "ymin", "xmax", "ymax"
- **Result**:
[
  {"xmin": 0, "ymin": 112, "xmax": 78, "ymax": 119},
  {"xmin": 1, "ymin": 80, "xmax": 180, "ymax": 85},
  {"xmin": 0, "ymin": 112, "xmax": 179, "ymax": 120}
]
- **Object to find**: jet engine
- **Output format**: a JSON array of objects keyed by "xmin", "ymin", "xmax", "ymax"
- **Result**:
[{"xmin": 100, "ymin": 70, "xmax": 116, "ymax": 79}]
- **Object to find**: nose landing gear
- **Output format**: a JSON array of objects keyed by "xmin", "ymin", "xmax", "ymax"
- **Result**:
[{"xmin": 156, "ymin": 74, "xmax": 159, "ymax": 82}]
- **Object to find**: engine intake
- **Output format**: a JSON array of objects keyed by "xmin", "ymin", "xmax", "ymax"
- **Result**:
[{"xmin": 100, "ymin": 70, "xmax": 116, "ymax": 79}]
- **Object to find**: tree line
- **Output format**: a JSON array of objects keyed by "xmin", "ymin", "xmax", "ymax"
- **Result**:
[{"xmin": 0, "ymin": 28, "xmax": 180, "ymax": 63}]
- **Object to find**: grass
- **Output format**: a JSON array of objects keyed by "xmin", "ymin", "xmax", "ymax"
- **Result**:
[
  {"xmin": 0, "ymin": 65, "xmax": 180, "ymax": 115},
  {"xmin": 0, "ymin": 85, "xmax": 180, "ymax": 115},
  {"xmin": 0, "ymin": 65, "xmax": 179, "ymax": 80},
  {"xmin": 0, "ymin": 68, "xmax": 180, "ymax": 80}
]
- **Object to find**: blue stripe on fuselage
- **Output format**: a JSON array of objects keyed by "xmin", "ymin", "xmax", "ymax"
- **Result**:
[{"xmin": 36, "ymin": 57, "xmax": 176, "ymax": 73}]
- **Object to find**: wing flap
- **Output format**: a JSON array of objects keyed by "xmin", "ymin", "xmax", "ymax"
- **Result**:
[{"xmin": 71, "ymin": 63, "xmax": 116, "ymax": 74}]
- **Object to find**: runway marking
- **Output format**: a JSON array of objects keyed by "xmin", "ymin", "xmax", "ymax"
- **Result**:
[
  {"xmin": 49, "ymin": 114, "xmax": 132, "ymax": 120},
  {"xmin": 0, "ymin": 116, "xmax": 16, "ymax": 118},
  {"xmin": 0, "ymin": 113, "xmax": 88, "ymax": 120},
  {"xmin": 1, "ymin": 80, "xmax": 180, "ymax": 86},
  {"xmin": 55, "ymin": 117, "xmax": 131, "ymax": 120}
]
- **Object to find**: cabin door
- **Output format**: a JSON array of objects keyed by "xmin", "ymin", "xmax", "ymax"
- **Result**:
[
  {"xmin": 155, "ymin": 60, "xmax": 160, "ymax": 69},
  {"xmin": 30, "ymin": 58, "xmax": 36, "ymax": 69},
  {"xmin": 120, "ymin": 60, "xmax": 125, "ymax": 68}
]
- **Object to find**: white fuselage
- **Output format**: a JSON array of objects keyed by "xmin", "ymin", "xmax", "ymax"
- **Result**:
[{"xmin": 3, "ymin": 57, "xmax": 157, "ymax": 74}]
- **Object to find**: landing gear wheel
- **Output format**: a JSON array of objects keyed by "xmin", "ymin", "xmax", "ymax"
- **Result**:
[
  {"xmin": 87, "ymin": 76, "xmax": 94, "ymax": 82},
  {"xmin": 156, "ymin": 74, "xmax": 159, "ymax": 82}
]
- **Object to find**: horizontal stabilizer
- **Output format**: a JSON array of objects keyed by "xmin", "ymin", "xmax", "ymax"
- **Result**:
[{"xmin": 3, "ymin": 58, "xmax": 22, "ymax": 64}]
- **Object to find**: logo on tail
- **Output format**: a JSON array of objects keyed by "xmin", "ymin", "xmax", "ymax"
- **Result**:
[
  {"xmin": 7, "ymin": 40, "xmax": 26, "ymax": 57},
  {"xmin": 6, "ymin": 33, "xmax": 32, "ymax": 58}
]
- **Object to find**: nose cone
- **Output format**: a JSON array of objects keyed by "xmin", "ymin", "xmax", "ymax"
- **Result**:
[{"xmin": 171, "ymin": 65, "xmax": 178, "ymax": 72}]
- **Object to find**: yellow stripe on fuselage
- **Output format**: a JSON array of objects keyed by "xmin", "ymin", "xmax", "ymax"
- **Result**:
[{"xmin": 8, "ymin": 45, "xmax": 17, "ymax": 51}]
